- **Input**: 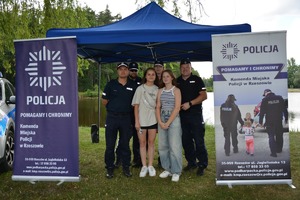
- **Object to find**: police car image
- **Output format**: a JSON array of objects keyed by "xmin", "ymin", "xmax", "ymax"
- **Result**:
[{"xmin": 0, "ymin": 73, "xmax": 16, "ymax": 172}]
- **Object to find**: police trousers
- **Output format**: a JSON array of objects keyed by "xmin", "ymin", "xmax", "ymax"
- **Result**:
[{"xmin": 104, "ymin": 112, "xmax": 132, "ymax": 169}]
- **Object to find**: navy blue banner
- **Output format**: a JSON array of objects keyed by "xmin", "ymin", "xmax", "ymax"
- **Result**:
[{"xmin": 12, "ymin": 37, "xmax": 79, "ymax": 182}]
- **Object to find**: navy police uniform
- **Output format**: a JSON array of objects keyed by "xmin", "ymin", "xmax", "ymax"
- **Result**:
[
  {"xmin": 259, "ymin": 90, "xmax": 288, "ymax": 157},
  {"xmin": 128, "ymin": 62, "xmax": 142, "ymax": 166},
  {"xmin": 128, "ymin": 75, "xmax": 142, "ymax": 166},
  {"xmin": 102, "ymin": 78, "xmax": 137, "ymax": 170},
  {"xmin": 220, "ymin": 94, "xmax": 244, "ymax": 156},
  {"xmin": 115, "ymin": 62, "xmax": 142, "ymax": 167},
  {"xmin": 128, "ymin": 61, "xmax": 142, "ymax": 85},
  {"xmin": 177, "ymin": 73, "xmax": 208, "ymax": 170}
]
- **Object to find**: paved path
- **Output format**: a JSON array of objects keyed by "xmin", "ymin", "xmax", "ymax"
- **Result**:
[{"xmin": 215, "ymin": 126, "xmax": 290, "ymax": 161}]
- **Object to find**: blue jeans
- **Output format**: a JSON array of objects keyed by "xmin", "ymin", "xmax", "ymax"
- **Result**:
[
  {"xmin": 105, "ymin": 113, "xmax": 132, "ymax": 169},
  {"xmin": 158, "ymin": 114, "xmax": 182, "ymax": 174}
]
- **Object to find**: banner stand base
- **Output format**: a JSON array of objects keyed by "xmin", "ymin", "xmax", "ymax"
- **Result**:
[
  {"xmin": 12, "ymin": 175, "xmax": 81, "ymax": 185},
  {"xmin": 289, "ymin": 183, "xmax": 296, "ymax": 189},
  {"xmin": 216, "ymin": 179, "xmax": 296, "ymax": 189}
]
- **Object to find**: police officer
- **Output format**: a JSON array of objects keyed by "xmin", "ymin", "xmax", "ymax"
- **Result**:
[
  {"xmin": 129, "ymin": 62, "xmax": 142, "ymax": 84},
  {"xmin": 220, "ymin": 94, "xmax": 244, "ymax": 156},
  {"xmin": 154, "ymin": 60, "xmax": 164, "ymax": 81},
  {"xmin": 153, "ymin": 60, "xmax": 164, "ymax": 168},
  {"xmin": 102, "ymin": 62, "xmax": 137, "ymax": 178},
  {"xmin": 259, "ymin": 89, "xmax": 288, "ymax": 157},
  {"xmin": 128, "ymin": 62, "xmax": 142, "ymax": 167},
  {"xmin": 115, "ymin": 62, "xmax": 142, "ymax": 168},
  {"xmin": 177, "ymin": 58, "xmax": 208, "ymax": 176}
]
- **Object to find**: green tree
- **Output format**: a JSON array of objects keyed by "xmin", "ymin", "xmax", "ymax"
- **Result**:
[
  {"xmin": 293, "ymin": 70, "xmax": 300, "ymax": 88},
  {"xmin": 43, "ymin": 0, "xmax": 90, "ymax": 31},
  {"xmin": 98, "ymin": 5, "xmax": 121, "ymax": 25},
  {"xmin": 0, "ymin": 0, "xmax": 120, "ymax": 90},
  {"xmin": 287, "ymin": 57, "xmax": 300, "ymax": 88},
  {"xmin": 0, "ymin": 0, "xmax": 208, "ymax": 92},
  {"xmin": 76, "ymin": 6, "xmax": 124, "ymax": 92},
  {"xmin": 0, "ymin": 0, "xmax": 91, "ymax": 79},
  {"xmin": 0, "ymin": 0, "xmax": 43, "ymax": 81},
  {"xmin": 203, "ymin": 76, "xmax": 213, "ymax": 91},
  {"xmin": 135, "ymin": 0, "xmax": 206, "ymax": 22}
]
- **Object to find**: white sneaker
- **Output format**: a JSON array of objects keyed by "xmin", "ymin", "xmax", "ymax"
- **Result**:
[
  {"xmin": 159, "ymin": 170, "xmax": 172, "ymax": 178},
  {"xmin": 139, "ymin": 166, "xmax": 148, "ymax": 177},
  {"xmin": 148, "ymin": 166, "xmax": 156, "ymax": 177},
  {"xmin": 171, "ymin": 174, "xmax": 180, "ymax": 182}
]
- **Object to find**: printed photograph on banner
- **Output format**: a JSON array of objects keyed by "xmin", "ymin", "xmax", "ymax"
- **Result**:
[{"xmin": 212, "ymin": 31, "xmax": 291, "ymax": 182}]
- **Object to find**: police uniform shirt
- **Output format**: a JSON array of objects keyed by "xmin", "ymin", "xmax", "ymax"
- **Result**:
[
  {"xmin": 130, "ymin": 76, "xmax": 142, "ymax": 86},
  {"xmin": 177, "ymin": 74, "xmax": 206, "ymax": 114},
  {"xmin": 102, "ymin": 79, "xmax": 137, "ymax": 113},
  {"xmin": 220, "ymin": 102, "xmax": 243, "ymax": 127},
  {"xmin": 259, "ymin": 93, "xmax": 287, "ymax": 125}
]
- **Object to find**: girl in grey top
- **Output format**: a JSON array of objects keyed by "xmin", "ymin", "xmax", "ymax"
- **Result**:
[{"xmin": 156, "ymin": 69, "xmax": 182, "ymax": 182}]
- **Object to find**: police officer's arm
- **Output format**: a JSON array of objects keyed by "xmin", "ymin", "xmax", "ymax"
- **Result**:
[
  {"xmin": 280, "ymin": 97, "xmax": 289, "ymax": 124},
  {"xmin": 102, "ymin": 98, "xmax": 108, "ymax": 106},
  {"xmin": 237, "ymin": 107, "xmax": 244, "ymax": 126},
  {"xmin": 281, "ymin": 98, "xmax": 288, "ymax": 124},
  {"xmin": 181, "ymin": 90, "xmax": 207, "ymax": 110},
  {"xmin": 190, "ymin": 77, "xmax": 208, "ymax": 107},
  {"xmin": 101, "ymin": 82, "xmax": 110, "ymax": 106},
  {"xmin": 220, "ymin": 106, "xmax": 225, "ymax": 127},
  {"xmin": 283, "ymin": 108, "xmax": 288, "ymax": 124},
  {"xmin": 190, "ymin": 90, "xmax": 207, "ymax": 106},
  {"xmin": 259, "ymin": 100, "xmax": 266, "ymax": 126}
]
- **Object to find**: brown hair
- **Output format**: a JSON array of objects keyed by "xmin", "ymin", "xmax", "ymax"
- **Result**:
[
  {"xmin": 141, "ymin": 67, "xmax": 159, "ymax": 86},
  {"xmin": 159, "ymin": 69, "xmax": 177, "ymax": 88}
]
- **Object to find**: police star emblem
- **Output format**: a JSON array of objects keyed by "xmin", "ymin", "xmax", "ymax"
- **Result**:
[
  {"xmin": 220, "ymin": 42, "xmax": 239, "ymax": 61},
  {"xmin": 25, "ymin": 45, "xmax": 66, "ymax": 92}
]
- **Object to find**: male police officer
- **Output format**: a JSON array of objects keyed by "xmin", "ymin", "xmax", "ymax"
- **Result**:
[
  {"xmin": 220, "ymin": 94, "xmax": 244, "ymax": 156},
  {"xmin": 115, "ymin": 62, "xmax": 142, "ymax": 168},
  {"xmin": 129, "ymin": 62, "xmax": 142, "ymax": 85},
  {"xmin": 177, "ymin": 58, "xmax": 208, "ymax": 176},
  {"xmin": 102, "ymin": 62, "xmax": 137, "ymax": 178},
  {"xmin": 259, "ymin": 89, "xmax": 288, "ymax": 157},
  {"xmin": 154, "ymin": 60, "xmax": 164, "ymax": 81},
  {"xmin": 153, "ymin": 60, "xmax": 164, "ymax": 168},
  {"xmin": 128, "ymin": 62, "xmax": 142, "ymax": 167}
]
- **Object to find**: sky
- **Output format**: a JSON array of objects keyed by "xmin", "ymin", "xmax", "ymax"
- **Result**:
[{"xmin": 79, "ymin": 0, "xmax": 300, "ymax": 78}]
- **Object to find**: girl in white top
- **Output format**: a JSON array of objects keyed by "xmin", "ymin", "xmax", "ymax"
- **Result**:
[{"xmin": 132, "ymin": 67, "xmax": 159, "ymax": 177}]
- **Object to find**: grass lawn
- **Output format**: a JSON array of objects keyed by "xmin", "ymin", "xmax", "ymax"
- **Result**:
[
  {"xmin": 0, "ymin": 126, "xmax": 299, "ymax": 200},
  {"xmin": 288, "ymin": 88, "xmax": 300, "ymax": 93}
]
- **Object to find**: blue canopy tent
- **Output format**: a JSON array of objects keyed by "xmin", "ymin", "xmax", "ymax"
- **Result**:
[
  {"xmin": 46, "ymin": 2, "xmax": 251, "ymax": 63},
  {"xmin": 46, "ymin": 2, "xmax": 251, "ymax": 127}
]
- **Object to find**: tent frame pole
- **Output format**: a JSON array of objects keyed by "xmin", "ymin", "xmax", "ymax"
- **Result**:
[{"xmin": 98, "ymin": 62, "xmax": 102, "ymax": 128}]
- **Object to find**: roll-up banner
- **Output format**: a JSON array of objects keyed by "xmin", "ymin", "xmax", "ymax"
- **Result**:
[
  {"xmin": 212, "ymin": 31, "xmax": 293, "ymax": 187},
  {"xmin": 12, "ymin": 37, "xmax": 80, "ymax": 183}
]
